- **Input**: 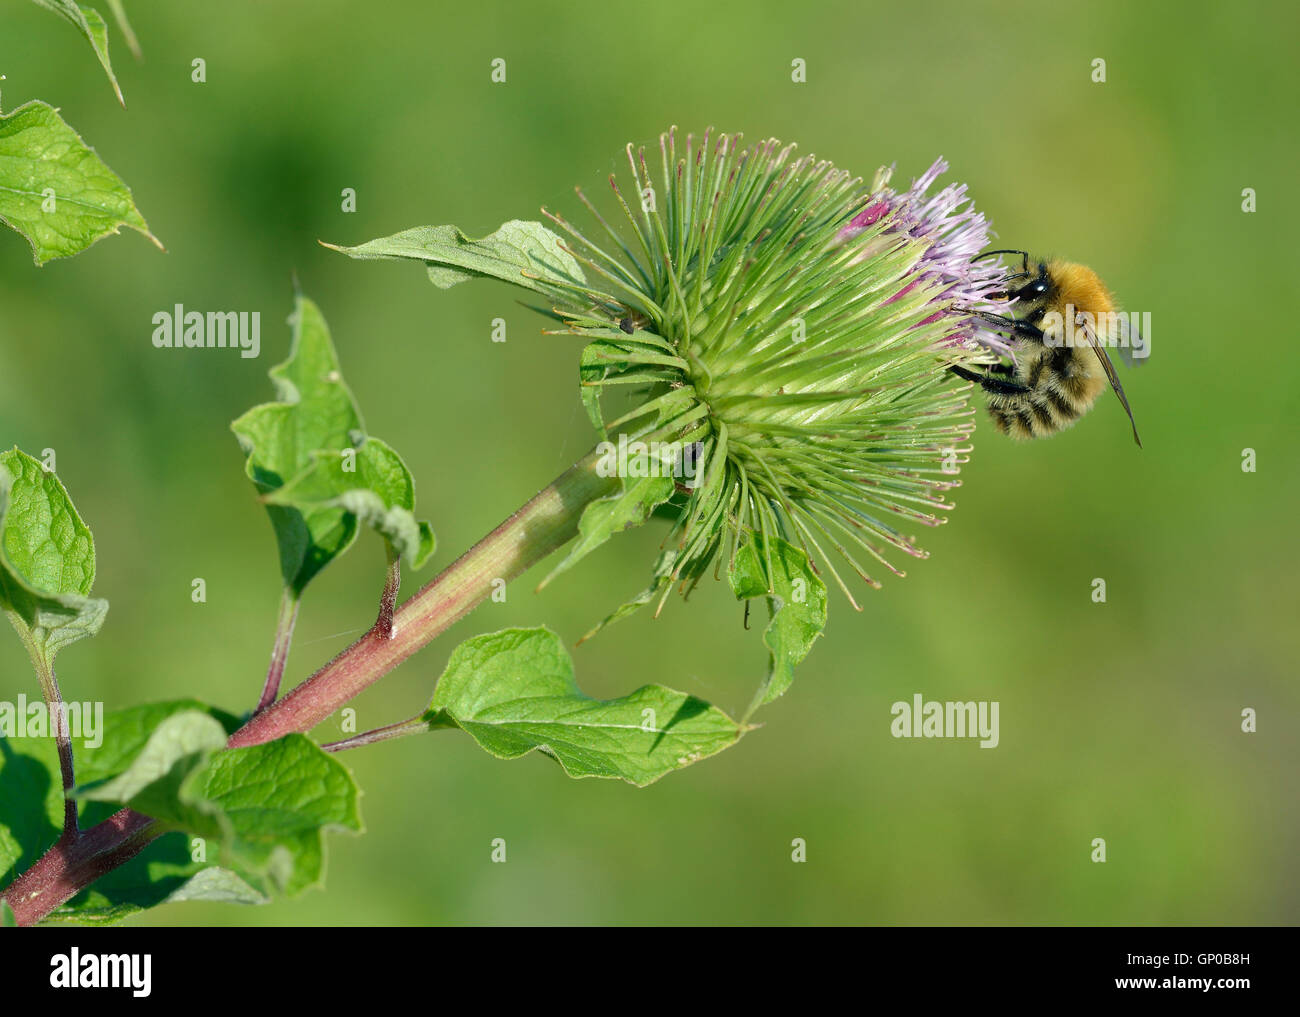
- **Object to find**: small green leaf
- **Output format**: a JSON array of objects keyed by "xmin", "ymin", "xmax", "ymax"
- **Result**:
[
  {"xmin": 1, "ymin": 901, "xmax": 15, "ymax": 927},
  {"xmin": 0, "ymin": 101, "xmax": 159, "ymax": 265},
  {"xmin": 324, "ymin": 219, "xmax": 585, "ymax": 297},
  {"xmin": 424, "ymin": 627, "xmax": 745, "ymax": 787},
  {"xmin": 729, "ymin": 535, "xmax": 827, "ymax": 709},
  {"xmin": 69, "ymin": 725, "xmax": 361, "ymax": 899},
  {"xmin": 124, "ymin": 735, "xmax": 363, "ymax": 897},
  {"xmin": 538, "ymin": 472, "xmax": 673, "ymax": 590},
  {"xmin": 231, "ymin": 296, "xmax": 434, "ymax": 594},
  {"xmin": 29, "ymin": 0, "xmax": 125, "ymax": 104},
  {"xmin": 0, "ymin": 448, "xmax": 108, "ymax": 668},
  {"xmin": 0, "ymin": 450, "xmax": 94, "ymax": 597}
]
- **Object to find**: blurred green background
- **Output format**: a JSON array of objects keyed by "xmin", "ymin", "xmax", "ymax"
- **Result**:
[{"xmin": 1, "ymin": 0, "xmax": 1296, "ymax": 925}]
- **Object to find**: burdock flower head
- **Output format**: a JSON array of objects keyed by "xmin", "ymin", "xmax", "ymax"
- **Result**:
[
  {"xmin": 330, "ymin": 126, "xmax": 1013, "ymax": 662},
  {"xmin": 535, "ymin": 129, "xmax": 1010, "ymax": 612}
]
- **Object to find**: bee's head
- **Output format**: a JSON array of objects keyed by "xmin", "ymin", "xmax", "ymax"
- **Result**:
[
  {"xmin": 1010, "ymin": 262, "xmax": 1053, "ymax": 303},
  {"xmin": 971, "ymin": 249, "xmax": 1053, "ymax": 305}
]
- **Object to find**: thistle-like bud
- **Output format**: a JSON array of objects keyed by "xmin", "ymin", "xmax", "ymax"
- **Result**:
[{"xmin": 542, "ymin": 128, "xmax": 1010, "ymax": 610}]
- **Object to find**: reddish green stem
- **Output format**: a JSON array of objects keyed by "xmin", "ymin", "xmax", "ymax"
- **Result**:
[
  {"xmin": 255, "ymin": 588, "xmax": 300, "ymax": 714},
  {"xmin": 0, "ymin": 449, "xmax": 616, "ymax": 926},
  {"xmin": 229, "ymin": 448, "xmax": 613, "ymax": 747},
  {"xmin": 321, "ymin": 715, "xmax": 428, "ymax": 752}
]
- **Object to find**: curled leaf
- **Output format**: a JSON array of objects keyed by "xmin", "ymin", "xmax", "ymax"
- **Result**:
[
  {"xmin": 231, "ymin": 296, "xmax": 435, "ymax": 595},
  {"xmin": 323, "ymin": 219, "xmax": 585, "ymax": 297},
  {"xmin": 729, "ymin": 535, "xmax": 827, "ymax": 711},
  {"xmin": 29, "ymin": 0, "xmax": 125, "ymax": 104},
  {"xmin": 0, "ymin": 448, "xmax": 107, "ymax": 667},
  {"xmin": 423, "ymin": 627, "xmax": 746, "ymax": 786},
  {"xmin": 78, "ymin": 726, "xmax": 363, "ymax": 898}
]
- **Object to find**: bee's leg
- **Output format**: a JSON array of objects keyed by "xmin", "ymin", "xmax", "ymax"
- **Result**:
[
  {"xmin": 968, "ymin": 310, "xmax": 1046, "ymax": 345},
  {"xmin": 949, "ymin": 364, "xmax": 1030, "ymax": 395}
]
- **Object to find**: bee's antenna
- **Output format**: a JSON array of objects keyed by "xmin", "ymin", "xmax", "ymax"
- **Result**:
[
  {"xmin": 974, "ymin": 249, "xmax": 1031, "ymax": 274},
  {"xmin": 972, "ymin": 249, "xmax": 1030, "ymax": 263}
]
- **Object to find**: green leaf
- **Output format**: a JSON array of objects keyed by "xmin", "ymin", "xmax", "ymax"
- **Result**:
[
  {"xmin": 118, "ymin": 735, "xmax": 363, "ymax": 897},
  {"xmin": 0, "ymin": 101, "xmax": 159, "ymax": 265},
  {"xmin": 1, "ymin": 900, "xmax": 14, "ymax": 927},
  {"xmin": 729, "ymin": 535, "xmax": 827, "ymax": 710},
  {"xmin": 1, "ymin": 700, "xmax": 264, "ymax": 924},
  {"xmin": 231, "ymin": 295, "xmax": 434, "ymax": 595},
  {"xmin": 29, "ymin": 0, "xmax": 124, "ymax": 104},
  {"xmin": 59, "ymin": 719, "xmax": 361, "ymax": 901},
  {"xmin": 156, "ymin": 865, "xmax": 264, "ymax": 905},
  {"xmin": 190, "ymin": 736, "xmax": 363, "ymax": 896},
  {"xmin": 0, "ymin": 448, "xmax": 108, "ymax": 668},
  {"xmin": 75, "ymin": 711, "xmax": 227, "ymax": 818},
  {"xmin": 424, "ymin": 627, "xmax": 745, "ymax": 787},
  {"xmin": 323, "ymin": 219, "xmax": 585, "ymax": 297}
]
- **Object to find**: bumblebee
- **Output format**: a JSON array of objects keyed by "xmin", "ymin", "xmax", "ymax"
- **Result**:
[{"xmin": 953, "ymin": 250, "xmax": 1142, "ymax": 447}]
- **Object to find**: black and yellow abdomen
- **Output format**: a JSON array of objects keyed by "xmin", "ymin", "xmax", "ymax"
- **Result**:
[{"xmin": 985, "ymin": 344, "xmax": 1107, "ymax": 439}]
